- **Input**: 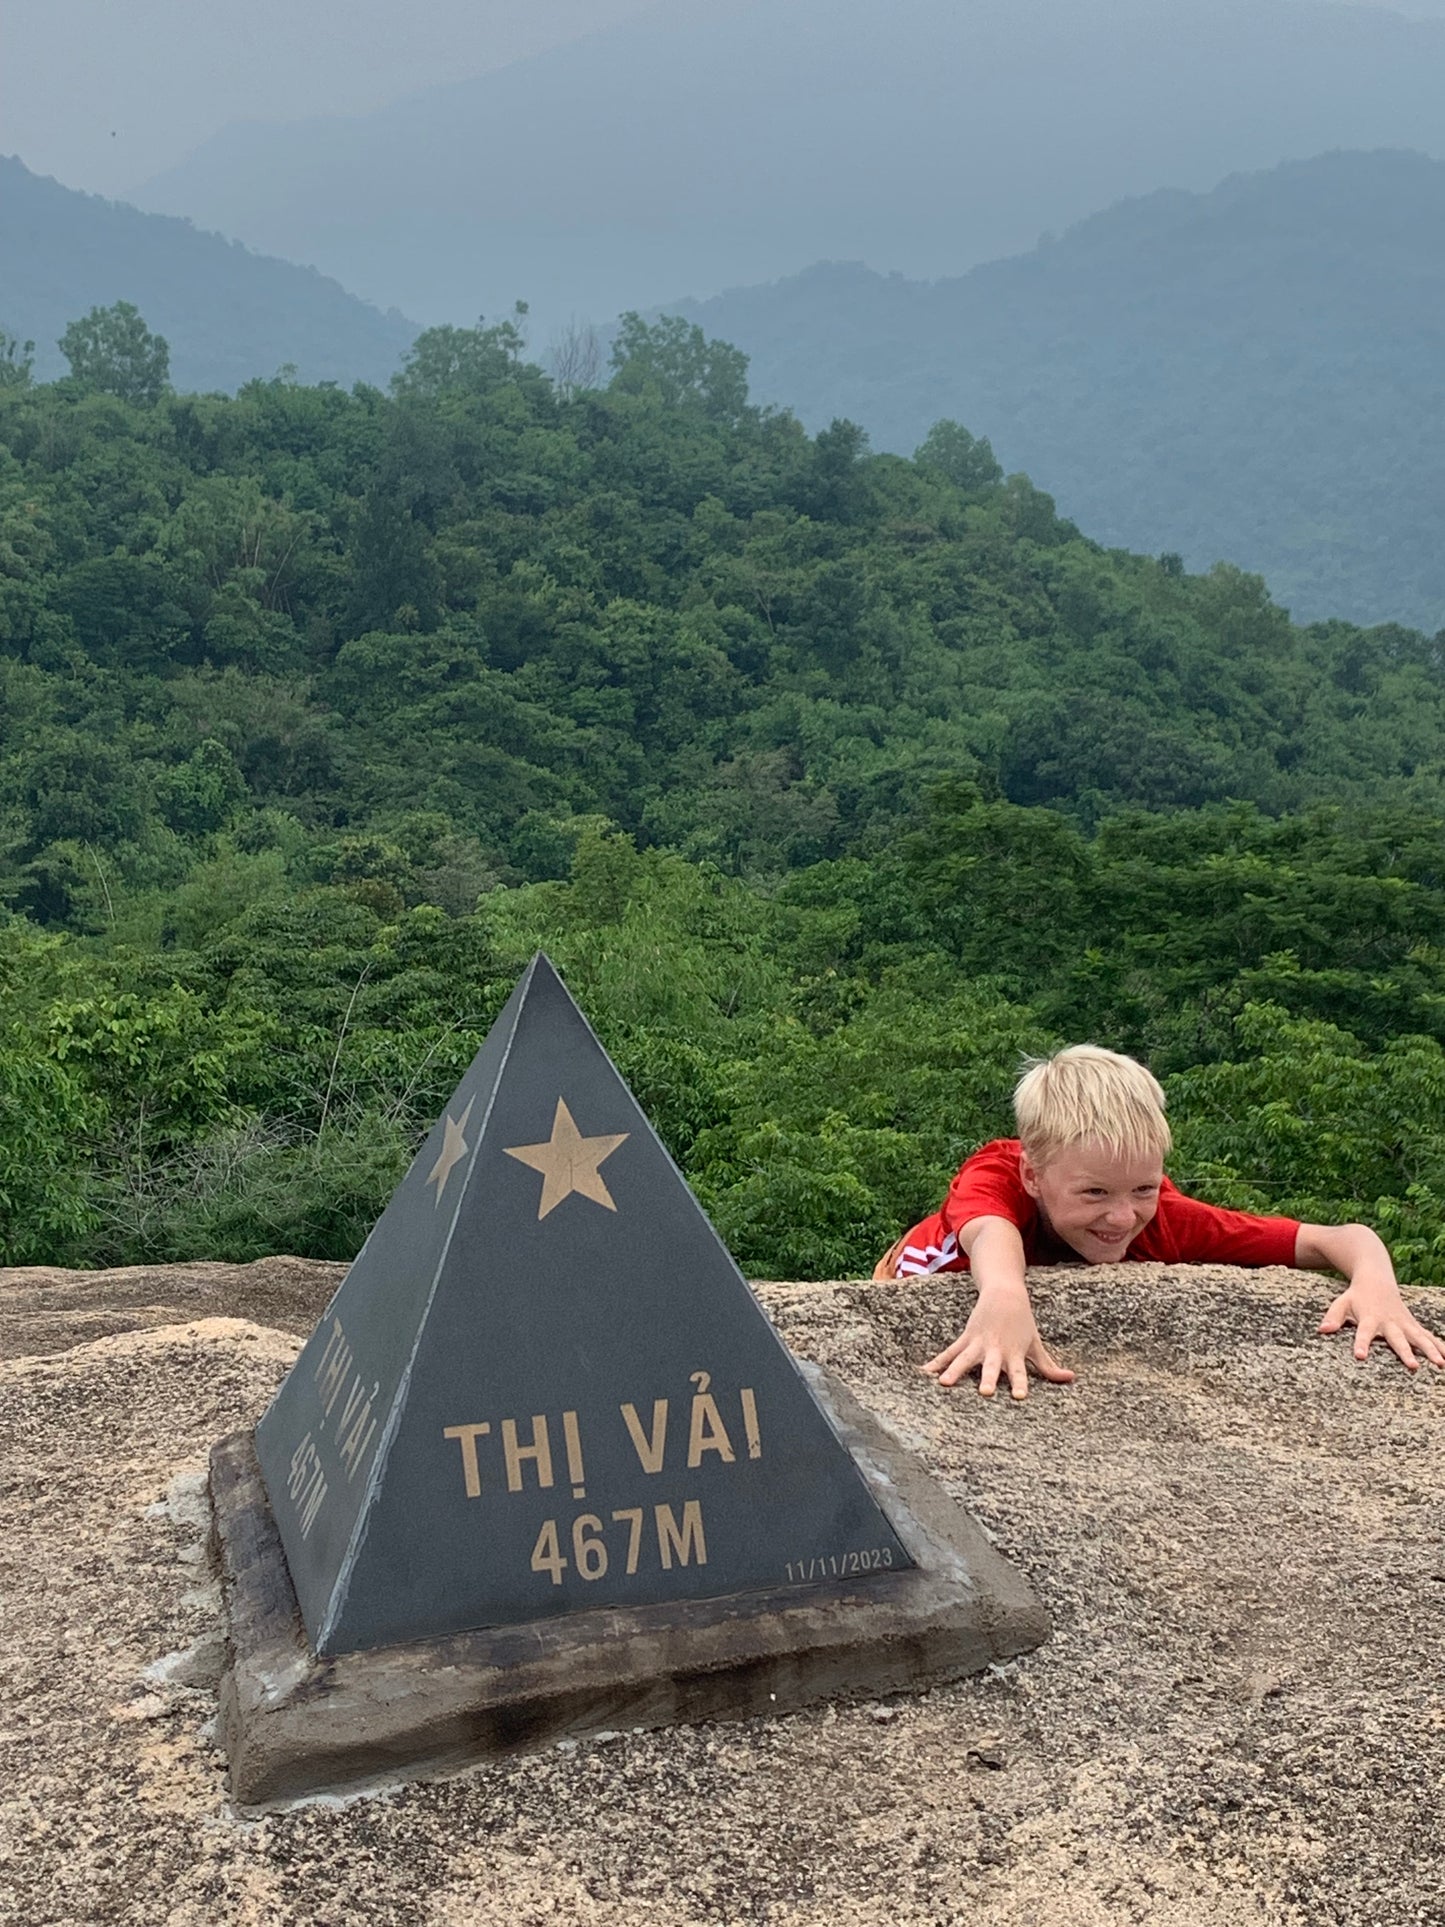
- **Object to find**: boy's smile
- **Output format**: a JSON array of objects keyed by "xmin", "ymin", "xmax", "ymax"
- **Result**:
[{"xmin": 1018, "ymin": 1141, "xmax": 1164, "ymax": 1264}]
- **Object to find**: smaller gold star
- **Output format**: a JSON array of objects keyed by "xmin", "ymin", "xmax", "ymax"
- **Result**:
[
  {"xmin": 426, "ymin": 1095, "xmax": 476, "ymax": 1206},
  {"xmin": 504, "ymin": 1098, "xmax": 629, "ymax": 1221}
]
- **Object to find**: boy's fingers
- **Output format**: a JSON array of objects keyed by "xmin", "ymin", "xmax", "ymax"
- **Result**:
[
  {"xmin": 1318, "ymin": 1294, "xmax": 1445, "ymax": 1368},
  {"xmin": 930, "ymin": 1340, "xmax": 980, "ymax": 1388},
  {"xmin": 1383, "ymin": 1324, "xmax": 1421, "ymax": 1372},
  {"xmin": 1351, "ymin": 1321, "xmax": 1414, "ymax": 1366},
  {"xmin": 1031, "ymin": 1344, "xmax": 1076, "ymax": 1384},
  {"xmin": 924, "ymin": 1336, "xmax": 1079, "ymax": 1398},
  {"xmin": 923, "ymin": 1340, "xmax": 965, "ymax": 1376},
  {"xmin": 1318, "ymin": 1292, "xmax": 1352, "ymax": 1334}
]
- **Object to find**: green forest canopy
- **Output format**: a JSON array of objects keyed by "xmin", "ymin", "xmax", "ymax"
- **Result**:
[{"xmin": 3, "ymin": 306, "xmax": 1445, "ymax": 1281}]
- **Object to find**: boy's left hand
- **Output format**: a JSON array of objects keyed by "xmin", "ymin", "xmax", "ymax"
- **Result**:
[{"xmin": 1318, "ymin": 1285, "xmax": 1445, "ymax": 1373}]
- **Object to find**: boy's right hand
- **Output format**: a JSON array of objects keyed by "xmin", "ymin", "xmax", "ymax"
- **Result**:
[{"xmin": 922, "ymin": 1283, "xmax": 1076, "ymax": 1400}]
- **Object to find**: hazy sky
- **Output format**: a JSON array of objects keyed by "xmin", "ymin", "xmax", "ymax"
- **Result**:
[
  {"xmin": 7, "ymin": 0, "xmax": 1445, "ymax": 202},
  {"xmin": 0, "ymin": 0, "xmax": 661, "ymax": 197}
]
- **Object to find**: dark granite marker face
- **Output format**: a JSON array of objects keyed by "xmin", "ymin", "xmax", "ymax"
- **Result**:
[{"xmin": 254, "ymin": 954, "xmax": 912, "ymax": 1656}]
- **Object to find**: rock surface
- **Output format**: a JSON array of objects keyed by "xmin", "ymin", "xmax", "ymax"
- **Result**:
[{"xmin": 1, "ymin": 1256, "xmax": 1442, "ymax": 1926}]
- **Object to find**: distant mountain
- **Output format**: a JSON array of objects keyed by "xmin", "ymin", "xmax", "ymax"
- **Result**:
[
  {"xmin": 0, "ymin": 158, "xmax": 417, "ymax": 393},
  {"xmin": 676, "ymin": 149, "xmax": 1445, "ymax": 633},
  {"xmin": 131, "ymin": 0, "xmax": 1445, "ymax": 335}
]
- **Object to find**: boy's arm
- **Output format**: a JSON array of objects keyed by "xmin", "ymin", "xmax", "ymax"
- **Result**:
[
  {"xmin": 1296, "ymin": 1222, "xmax": 1445, "ymax": 1372},
  {"xmin": 922, "ymin": 1215, "xmax": 1076, "ymax": 1401}
]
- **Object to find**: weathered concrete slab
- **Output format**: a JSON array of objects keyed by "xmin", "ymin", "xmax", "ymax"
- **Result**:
[
  {"xmin": 213, "ymin": 1363, "xmax": 1048, "ymax": 1806},
  {"xmin": 5, "ymin": 1270, "xmax": 1445, "ymax": 1923},
  {"xmin": 0, "ymin": 1254, "xmax": 345, "ymax": 1359}
]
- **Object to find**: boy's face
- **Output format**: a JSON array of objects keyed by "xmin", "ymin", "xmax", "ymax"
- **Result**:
[{"xmin": 1018, "ymin": 1139, "xmax": 1164, "ymax": 1264}]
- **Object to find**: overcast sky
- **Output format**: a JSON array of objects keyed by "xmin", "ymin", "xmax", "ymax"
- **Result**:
[
  {"xmin": 5, "ymin": 0, "xmax": 1445, "ymax": 204},
  {"xmin": 0, "ymin": 0, "xmax": 661, "ymax": 197}
]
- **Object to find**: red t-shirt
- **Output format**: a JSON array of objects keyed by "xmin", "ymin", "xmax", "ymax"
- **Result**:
[{"xmin": 893, "ymin": 1138, "xmax": 1299, "ymax": 1275}]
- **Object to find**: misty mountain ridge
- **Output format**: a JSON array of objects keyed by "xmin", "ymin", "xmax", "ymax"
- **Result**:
[
  {"xmin": 674, "ymin": 148, "xmax": 1445, "ymax": 631},
  {"xmin": 0, "ymin": 157, "xmax": 418, "ymax": 393},
  {"xmin": 132, "ymin": 0, "xmax": 1445, "ymax": 335},
  {"xmin": 8, "ymin": 128, "xmax": 1445, "ymax": 631}
]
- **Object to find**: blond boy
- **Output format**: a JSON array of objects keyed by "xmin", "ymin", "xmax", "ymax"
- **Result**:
[{"xmin": 875, "ymin": 1045, "xmax": 1445, "ymax": 1400}]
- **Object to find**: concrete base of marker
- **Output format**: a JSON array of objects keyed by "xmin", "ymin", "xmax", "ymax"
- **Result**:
[{"xmin": 211, "ymin": 1366, "xmax": 1049, "ymax": 1807}]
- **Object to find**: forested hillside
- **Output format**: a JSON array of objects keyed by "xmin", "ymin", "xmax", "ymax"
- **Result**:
[
  {"xmin": 679, "ymin": 150, "xmax": 1445, "ymax": 632},
  {"xmin": 0, "ymin": 158, "xmax": 416, "ymax": 392},
  {"xmin": 3, "ymin": 312, "xmax": 1445, "ymax": 1282}
]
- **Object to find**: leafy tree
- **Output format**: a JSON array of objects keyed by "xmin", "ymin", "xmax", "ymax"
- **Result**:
[
  {"xmin": 0, "ymin": 1019, "xmax": 96, "ymax": 1260},
  {"xmin": 342, "ymin": 490, "xmax": 441, "ymax": 636},
  {"xmin": 914, "ymin": 419, "xmax": 1003, "ymax": 493},
  {"xmin": 154, "ymin": 739, "xmax": 247, "ymax": 835},
  {"xmin": 609, "ymin": 313, "xmax": 751, "ymax": 423},
  {"xmin": 56, "ymin": 553, "xmax": 190, "ymax": 670},
  {"xmin": 805, "ymin": 419, "xmax": 875, "ymax": 525},
  {"xmin": 58, "ymin": 301, "xmax": 171, "ymax": 405},
  {"xmin": 390, "ymin": 307, "xmax": 533, "ymax": 400},
  {"xmin": 0, "ymin": 331, "xmax": 34, "ymax": 389}
]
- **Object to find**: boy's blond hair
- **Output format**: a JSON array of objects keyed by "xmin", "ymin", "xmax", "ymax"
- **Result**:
[{"xmin": 1013, "ymin": 1045, "xmax": 1171, "ymax": 1169}]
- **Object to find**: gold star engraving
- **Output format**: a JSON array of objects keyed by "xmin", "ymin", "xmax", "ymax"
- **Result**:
[
  {"xmin": 426, "ymin": 1095, "xmax": 475, "ymax": 1206},
  {"xmin": 504, "ymin": 1098, "xmax": 629, "ymax": 1221}
]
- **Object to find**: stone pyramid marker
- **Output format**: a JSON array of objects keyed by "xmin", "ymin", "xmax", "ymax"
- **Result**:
[
  {"xmin": 213, "ymin": 953, "xmax": 1048, "ymax": 1805},
  {"xmin": 254, "ymin": 951, "xmax": 912, "ymax": 1653}
]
